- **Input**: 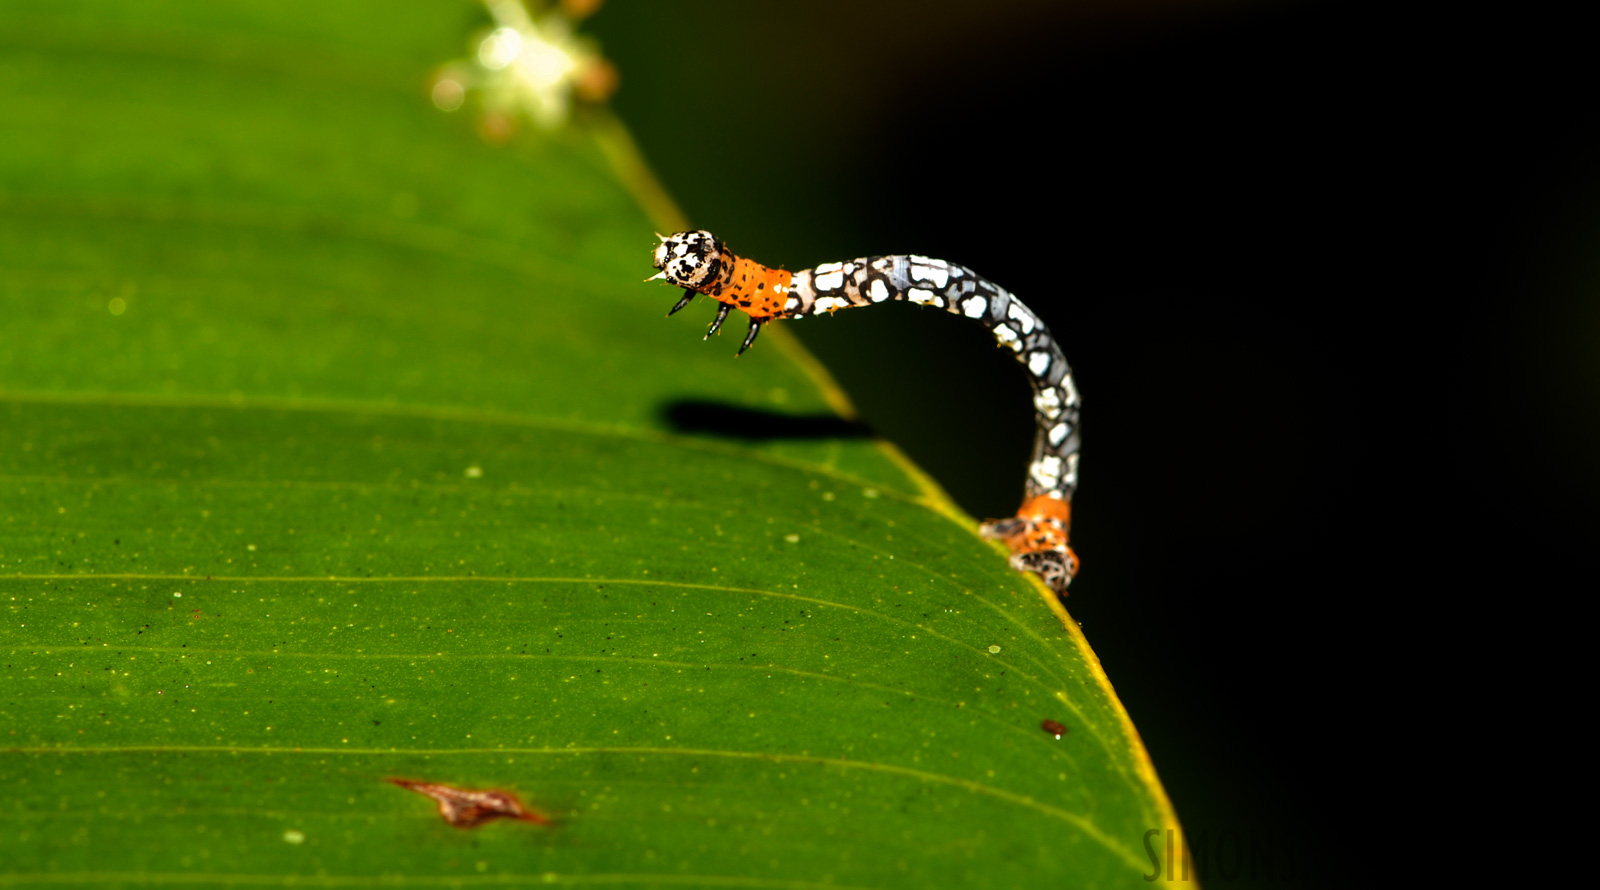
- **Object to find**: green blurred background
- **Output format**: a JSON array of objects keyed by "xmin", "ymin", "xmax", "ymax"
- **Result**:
[{"xmin": 587, "ymin": 1, "xmax": 1597, "ymax": 885}]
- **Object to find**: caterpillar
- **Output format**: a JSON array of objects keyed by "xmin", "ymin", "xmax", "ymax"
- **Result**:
[{"xmin": 648, "ymin": 230, "xmax": 1082, "ymax": 594}]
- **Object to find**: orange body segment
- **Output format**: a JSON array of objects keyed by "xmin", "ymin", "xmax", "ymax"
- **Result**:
[
  {"xmin": 1017, "ymin": 493, "xmax": 1071, "ymax": 525},
  {"xmin": 1006, "ymin": 494, "xmax": 1073, "ymax": 552},
  {"xmin": 709, "ymin": 258, "xmax": 792, "ymax": 321}
]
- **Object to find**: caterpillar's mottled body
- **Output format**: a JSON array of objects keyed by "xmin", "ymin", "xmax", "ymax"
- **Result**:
[{"xmin": 649, "ymin": 230, "xmax": 1082, "ymax": 594}]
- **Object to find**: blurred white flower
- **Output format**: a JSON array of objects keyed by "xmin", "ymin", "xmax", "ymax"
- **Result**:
[{"xmin": 433, "ymin": 0, "xmax": 617, "ymax": 134}]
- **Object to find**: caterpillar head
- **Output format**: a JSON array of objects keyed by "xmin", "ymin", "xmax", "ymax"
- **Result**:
[{"xmin": 651, "ymin": 230, "xmax": 725, "ymax": 290}]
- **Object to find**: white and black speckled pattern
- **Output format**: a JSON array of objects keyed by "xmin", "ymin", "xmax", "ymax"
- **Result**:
[
  {"xmin": 650, "ymin": 232, "xmax": 1084, "ymax": 593},
  {"xmin": 785, "ymin": 254, "xmax": 1082, "ymax": 502}
]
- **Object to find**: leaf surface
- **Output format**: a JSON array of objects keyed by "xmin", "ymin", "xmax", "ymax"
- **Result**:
[{"xmin": 0, "ymin": 3, "xmax": 1183, "ymax": 887}]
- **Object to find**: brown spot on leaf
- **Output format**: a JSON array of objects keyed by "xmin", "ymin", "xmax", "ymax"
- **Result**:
[
  {"xmin": 1041, "ymin": 719, "xmax": 1069, "ymax": 739},
  {"xmin": 387, "ymin": 778, "xmax": 552, "ymax": 829}
]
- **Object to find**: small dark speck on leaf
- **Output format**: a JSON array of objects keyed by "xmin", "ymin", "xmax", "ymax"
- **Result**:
[{"xmin": 1041, "ymin": 719, "xmax": 1069, "ymax": 739}]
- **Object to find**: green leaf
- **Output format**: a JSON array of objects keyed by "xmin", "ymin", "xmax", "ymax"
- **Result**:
[{"xmin": 0, "ymin": 3, "xmax": 1186, "ymax": 887}]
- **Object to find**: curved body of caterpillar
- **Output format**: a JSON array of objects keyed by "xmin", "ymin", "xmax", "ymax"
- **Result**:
[{"xmin": 649, "ymin": 230, "xmax": 1081, "ymax": 594}]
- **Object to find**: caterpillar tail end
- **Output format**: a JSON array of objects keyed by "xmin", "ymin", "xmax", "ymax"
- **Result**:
[
  {"xmin": 1007, "ymin": 548, "xmax": 1078, "ymax": 595},
  {"xmin": 980, "ymin": 495, "xmax": 1078, "ymax": 596}
]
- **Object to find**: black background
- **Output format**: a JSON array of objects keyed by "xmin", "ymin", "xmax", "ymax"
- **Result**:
[{"xmin": 591, "ymin": 2, "xmax": 1596, "ymax": 885}]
